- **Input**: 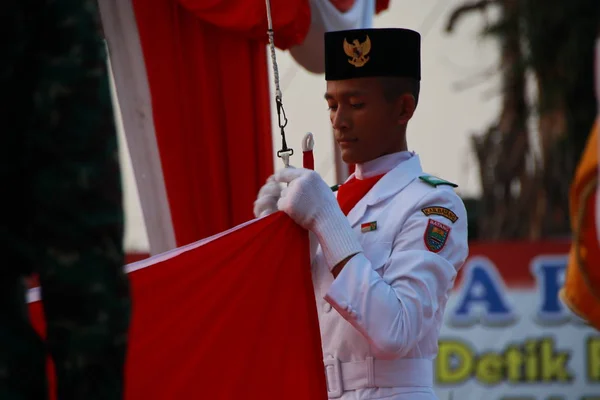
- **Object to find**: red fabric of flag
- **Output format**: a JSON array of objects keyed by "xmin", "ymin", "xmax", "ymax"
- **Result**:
[{"xmin": 125, "ymin": 212, "xmax": 326, "ymax": 399}]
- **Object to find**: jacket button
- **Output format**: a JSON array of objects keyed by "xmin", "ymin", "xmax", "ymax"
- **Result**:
[{"xmin": 323, "ymin": 303, "xmax": 332, "ymax": 313}]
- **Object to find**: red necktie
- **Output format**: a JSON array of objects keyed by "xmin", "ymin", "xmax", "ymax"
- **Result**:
[{"xmin": 336, "ymin": 174, "xmax": 385, "ymax": 216}]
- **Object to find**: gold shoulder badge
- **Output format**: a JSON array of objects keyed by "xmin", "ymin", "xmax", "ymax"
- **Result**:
[
  {"xmin": 343, "ymin": 35, "xmax": 371, "ymax": 67},
  {"xmin": 422, "ymin": 206, "xmax": 458, "ymax": 223},
  {"xmin": 419, "ymin": 175, "xmax": 458, "ymax": 188}
]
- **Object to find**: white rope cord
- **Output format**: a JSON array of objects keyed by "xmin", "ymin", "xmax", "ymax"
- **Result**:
[
  {"xmin": 265, "ymin": 0, "xmax": 282, "ymax": 102},
  {"xmin": 302, "ymin": 132, "xmax": 314, "ymax": 152}
]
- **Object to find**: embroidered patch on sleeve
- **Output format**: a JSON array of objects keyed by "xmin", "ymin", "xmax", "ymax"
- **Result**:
[
  {"xmin": 421, "ymin": 206, "xmax": 458, "ymax": 223},
  {"xmin": 424, "ymin": 219, "xmax": 451, "ymax": 253}
]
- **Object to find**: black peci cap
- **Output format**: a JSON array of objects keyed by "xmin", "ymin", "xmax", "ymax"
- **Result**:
[{"xmin": 324, "ymin": 28, "xmax": 421, "ymax": 81}]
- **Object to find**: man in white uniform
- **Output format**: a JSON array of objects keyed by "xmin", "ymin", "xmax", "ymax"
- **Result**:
[{"xmin": 255, "ymin": 28, "xmax": 469, "ymax": 399}]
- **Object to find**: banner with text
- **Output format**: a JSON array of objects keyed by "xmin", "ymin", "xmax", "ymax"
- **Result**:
[{"xmin": 434, "ymin": 241, "xmax": 600, "ymax": 400}]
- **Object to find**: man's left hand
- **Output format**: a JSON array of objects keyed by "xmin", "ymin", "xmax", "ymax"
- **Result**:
[
  {"xmin": 273, "ymin": 168, "xmax": 362, "ymax": 271},
  {"xmin": 273, "ymin": 168, "xmax": 337, "ymax": 231}
]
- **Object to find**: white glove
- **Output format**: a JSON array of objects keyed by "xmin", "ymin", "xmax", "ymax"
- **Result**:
[
  {"xmin": 253, "ymin": 176, "xmax": 282, "ymax": 218},
  {"xmin": 273, "ymin": 168, "xmax": 362, "ymax": 270}
]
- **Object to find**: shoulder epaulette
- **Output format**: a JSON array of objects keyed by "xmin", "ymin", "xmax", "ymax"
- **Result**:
[{"xmin": 419, "ymin": 175, "xmax": 458, "ymax": 188}]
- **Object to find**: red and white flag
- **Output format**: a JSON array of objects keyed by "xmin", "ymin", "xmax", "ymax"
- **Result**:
[{"xmin": 29, "ymin": 213, "xmax": 327, "ymax": 399}]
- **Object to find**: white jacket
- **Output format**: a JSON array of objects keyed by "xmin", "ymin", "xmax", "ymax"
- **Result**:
[{"xmin": 312, "ymin": 155, "xmax": 469, "ymax": 399}]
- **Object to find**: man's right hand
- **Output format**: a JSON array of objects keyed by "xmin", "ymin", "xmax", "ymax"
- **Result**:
[{"xmin": 253, "ymin": 176, "xmax": 283, "ymax": 218}]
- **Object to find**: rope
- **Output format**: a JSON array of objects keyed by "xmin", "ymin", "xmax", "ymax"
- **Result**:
[{"xmin": 265, "ymin": 0, "xmax": 293, "ymax": 167}]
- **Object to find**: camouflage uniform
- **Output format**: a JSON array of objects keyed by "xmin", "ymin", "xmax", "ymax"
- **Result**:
[{"xmin": 0, "ymin": 0, "xmax": 131, "ymax": 399}]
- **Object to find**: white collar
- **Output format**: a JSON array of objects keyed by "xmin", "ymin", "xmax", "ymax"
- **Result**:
[
  {"xmin": 346, "ymin": 154, "xmax": 424, "ymax": 226},
  {"xmin": 354, "ymin": 151, "xmax": 415, "ymax": 180}
]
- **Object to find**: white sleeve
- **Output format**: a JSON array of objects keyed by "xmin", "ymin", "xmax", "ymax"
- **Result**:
[{"xmin": 323, "ymin": 189, "xmax": 469, "ymax": 358}]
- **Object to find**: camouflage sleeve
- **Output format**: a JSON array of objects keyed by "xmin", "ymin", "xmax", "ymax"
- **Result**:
[{"xmin": 0, "ymin": 1, "xmax": 131, "ymax": 398}]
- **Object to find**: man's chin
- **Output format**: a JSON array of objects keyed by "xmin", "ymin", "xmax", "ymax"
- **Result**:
[
  {"xmin": 340, "ymin": 152, "xmax": 356, "ymax": 165},
  {"xmin": 341, "ymin": 149, "xmax": 367, "ymax": 165}
]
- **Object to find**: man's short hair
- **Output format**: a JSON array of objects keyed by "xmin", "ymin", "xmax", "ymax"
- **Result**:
[{"xmin": 379, "ymin": 77, "xmax": 420, "ymax": 106}]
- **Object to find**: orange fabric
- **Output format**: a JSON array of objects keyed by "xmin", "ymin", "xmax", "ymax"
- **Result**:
[
  {"xmin": 131, "ymin": 0, "xmax": 310, "ymax": 246},
  {"xmin": 336, "ymin": 174, "xmax": 384, "ymax": 215},
  {"xmin": 30, "ymin": 213, "xmax": 327, "ymax": 399},
  {"xmin": 562, "ymin": 119, "xmax": 600, "ymax": 330}
]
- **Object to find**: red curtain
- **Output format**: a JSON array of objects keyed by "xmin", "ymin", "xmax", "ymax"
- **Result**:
[
  {"xmin": 131, "ymin": 0, "xmax": 310, "ymax": 247},
  {"xmin": 30, "ymin": 213, "xmax": 327, "ymax": 399},
  {"xmin": 375, "ymin": 0, "xmax": 390, "ymax": 14},
  {"xmin": 323, "ymin": 0, "xmax": 390, "ymax": 14}
]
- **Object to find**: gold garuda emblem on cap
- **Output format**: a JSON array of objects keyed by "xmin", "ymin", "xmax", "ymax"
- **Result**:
[{"xmin": 343, "ymin": 35, "xmax": 371, "ymax": 68}]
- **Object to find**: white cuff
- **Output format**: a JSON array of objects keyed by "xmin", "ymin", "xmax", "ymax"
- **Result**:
[{"xmin": 312, "ymin": 203, "xmax": 363, "ymax": 270}]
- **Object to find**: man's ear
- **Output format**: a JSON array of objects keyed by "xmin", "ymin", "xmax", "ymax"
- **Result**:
[{"xmin": 397, "ymin": 93, "xmax": 416, "ymax": 125}]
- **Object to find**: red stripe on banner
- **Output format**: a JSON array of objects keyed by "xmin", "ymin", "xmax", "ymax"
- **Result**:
[{"xmin": 454, "ymin": 240, "xmax": 571, "ymax": 289}]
